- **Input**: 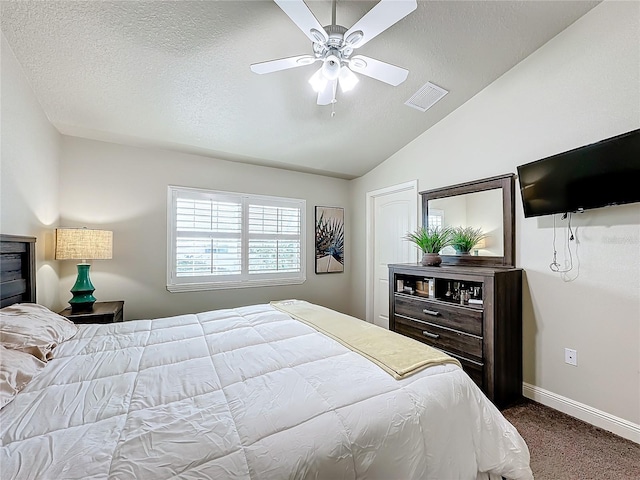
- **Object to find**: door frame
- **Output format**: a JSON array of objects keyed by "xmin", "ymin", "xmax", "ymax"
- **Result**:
[{"xmin": 365, "ymin": 180, "xmax": 419, "ymax": 323}]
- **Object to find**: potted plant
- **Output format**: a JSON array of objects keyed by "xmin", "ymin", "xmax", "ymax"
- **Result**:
[
  {"xmin": 404, "ymin": 226, "xmax": 454, "ymax": 266},
  {"xmin": 451, "ymin": 226, "xmax": 487, "ymax": 254}
]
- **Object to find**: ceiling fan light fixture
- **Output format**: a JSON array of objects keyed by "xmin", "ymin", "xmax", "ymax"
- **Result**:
[
  {"xmin": 321, "ymin": 54, "xmax": 341, "ymax": 81},
  {"xmin": 251, "ymin": 0, "xmax": 417, "ymax": 105},
  {"xmin": 339, "ymin": 67, "xmax": 359, "ymax": 93},
  {"xmin": 309, "ymin": 67, "xmax": 328, "ymax": 93}
]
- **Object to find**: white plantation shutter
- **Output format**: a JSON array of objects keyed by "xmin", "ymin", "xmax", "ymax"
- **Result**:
[
  {"xmin": 248, "ymin": 204, "xmax": 301, "ymax": 274},
  {"xmin": 175, "ymin": 196, "xmax": 242, "ymax": 276},
  {"xmin": 168, "ymin": 186, "xmax": 305, "ymax": 291}
]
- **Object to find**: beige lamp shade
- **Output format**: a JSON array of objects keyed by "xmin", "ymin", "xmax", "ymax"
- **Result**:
[
  {"xmin": 55, "ymin": 228, "xmax": 113, "ymax": 260},
  {"xmin": 475, "ymin": 237, "xmax": 487, "ymax": 249}
]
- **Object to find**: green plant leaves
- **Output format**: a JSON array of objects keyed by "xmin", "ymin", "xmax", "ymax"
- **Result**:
[
  {"xmin": 404, "ymin": 226, "xmax": 454, "ymax": 253},
  {"xmin": 451, "ymin": 226, "xmax": 487, "ymax": 253}
]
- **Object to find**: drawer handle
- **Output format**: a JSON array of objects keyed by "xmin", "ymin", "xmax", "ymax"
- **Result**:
[
  {"xmin": 422, "ymin": 309, "xmax": 440, "ymax": 316},
  {"xmin": 422, "ymin": 331, "xmax": 440, "ymax": 340}
]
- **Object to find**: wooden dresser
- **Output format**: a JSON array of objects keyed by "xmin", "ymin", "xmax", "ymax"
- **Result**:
[{"xmin": 389, "ymin": 263, "xmax": 522, "ymax": 409}]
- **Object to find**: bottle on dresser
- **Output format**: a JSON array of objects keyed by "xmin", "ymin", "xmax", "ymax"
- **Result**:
[
  {"xmin": 469, "ymin": 285, "xmax": 483, "ymax": 305},
  {"xmin": 427, "ymin": 278, "xmax": 435, "ymax": 298}
]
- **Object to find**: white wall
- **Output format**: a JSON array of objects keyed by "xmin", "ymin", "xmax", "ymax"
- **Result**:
[
  {"xmin": 59, "ymin": 136, "xmax": 352, "ymax": 320},
  {"xmin": 350, "ymin": 0, "xmax": 640, "ymax": 430},
  {"xmin": 0, "ymin": 33, "xmax": 61, "ymax": 308}
]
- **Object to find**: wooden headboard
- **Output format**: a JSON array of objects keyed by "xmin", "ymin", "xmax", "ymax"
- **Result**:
[{"xmin": 1, "ymin": 235, "xmax": 36, "ymax": 307}]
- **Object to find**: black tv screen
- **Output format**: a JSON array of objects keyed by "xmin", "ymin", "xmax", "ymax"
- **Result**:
[{"xmin": 517, "ymin": 129, "xmax": 640, "ymax": 218}]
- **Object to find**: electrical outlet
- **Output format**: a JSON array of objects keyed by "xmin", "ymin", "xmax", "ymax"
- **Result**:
[{"xmin": 565, "ymin": 348, "xmax": 577, "ymax": 366}]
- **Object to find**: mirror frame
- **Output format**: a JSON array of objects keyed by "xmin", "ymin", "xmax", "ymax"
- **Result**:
[{"xmin": 420, "ymin": 173, "xmax": 516, "ymax": 267}]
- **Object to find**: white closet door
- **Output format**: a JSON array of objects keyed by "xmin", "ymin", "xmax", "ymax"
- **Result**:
[{"xmin": 366, "ymin": 181, "xmax": 418, "ymax": 329}]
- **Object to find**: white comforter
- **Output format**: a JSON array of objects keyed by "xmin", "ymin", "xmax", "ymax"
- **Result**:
[{"xmin": 1, "ymin": 304, "xmax": 532, "ymax": 479}]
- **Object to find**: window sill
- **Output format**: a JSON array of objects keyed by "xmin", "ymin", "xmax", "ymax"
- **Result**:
[{"xmin": 167, "ymin": 277, "xmax": 306, "ymax": 293}]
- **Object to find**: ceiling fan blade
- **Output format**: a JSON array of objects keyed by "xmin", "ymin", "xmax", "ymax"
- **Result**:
[
  {"xmin": 348, "ymin": 55, "xmax": 408, "ymax": 86},
  {"xmin": 250, "ymin": 55, "xmax": 318, "ymax": 74},
  {"xmin": 317, "ymin": 79, "xmax": 337, "ymax": 105},
  {"xmin": 344, "ymin": 0, "xmax": 417, "ymax": 49},
  {"xmin": 274, "ymin": 0, "xmax": 328, "ymax": 44}
]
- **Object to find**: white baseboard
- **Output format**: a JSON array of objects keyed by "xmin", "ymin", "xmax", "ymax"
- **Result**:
[{"xmin": 522, "ymin": 383, "xmax": 640, "ymax": 444}]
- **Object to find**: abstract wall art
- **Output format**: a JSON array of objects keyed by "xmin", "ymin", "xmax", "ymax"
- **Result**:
[{"xmin": 315, "ymin": 206, "xmax": 344, "ymax": 274}]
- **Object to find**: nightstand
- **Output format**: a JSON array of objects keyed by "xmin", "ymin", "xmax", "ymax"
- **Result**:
[{"xmin": 59, "ymin": 301, "xmax": 124, "ymax": 324}]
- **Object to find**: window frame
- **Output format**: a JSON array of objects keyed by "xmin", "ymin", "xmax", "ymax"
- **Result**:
[{"xmin": 167, "ymin": 186, "xmax": 306, "ymax": 292}]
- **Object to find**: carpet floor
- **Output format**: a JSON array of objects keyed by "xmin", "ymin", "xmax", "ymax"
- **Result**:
[{"xmin": 501, "ymin": 399, "xmax": 640, "ymax": 479}]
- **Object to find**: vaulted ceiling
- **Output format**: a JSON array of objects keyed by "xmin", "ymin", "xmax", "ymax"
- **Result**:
[{"xmin": 1, "ymin": 1, "xmax": 600, "ymax": 179}]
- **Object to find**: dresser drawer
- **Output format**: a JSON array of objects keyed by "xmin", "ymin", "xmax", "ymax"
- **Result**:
[
  {"xmin": 395, "ymin": 315, "xmax": 483, "ymax": 362},
  {"xmin": 448, "ymin": 351, "xmax": 484, "ymax": 389},
  {"xmin": 394, "ymin": 294, "xmax": 483, "ymax": 336}
]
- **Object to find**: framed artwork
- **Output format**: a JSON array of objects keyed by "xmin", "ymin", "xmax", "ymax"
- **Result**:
[{"xmin": 315, "ymin": 206, "xmax": 344, "ymax": 274}]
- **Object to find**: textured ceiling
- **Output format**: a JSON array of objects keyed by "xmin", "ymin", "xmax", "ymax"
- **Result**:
[{"xmin": 1, "ymin": 1, "xmax": 600, "ymax": 179}]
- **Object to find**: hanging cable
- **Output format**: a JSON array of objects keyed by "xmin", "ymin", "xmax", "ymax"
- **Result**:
[{"xmin": 550, "ymin": 213, "xmax": 574, "ymax": 273}]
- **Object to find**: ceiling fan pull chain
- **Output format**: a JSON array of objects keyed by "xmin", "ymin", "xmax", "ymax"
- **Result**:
[{"xmin": 331, "ymin": 99, "xmax": 336, "ymax": 118}]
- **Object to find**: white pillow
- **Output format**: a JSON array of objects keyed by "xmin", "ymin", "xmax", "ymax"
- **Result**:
[
  {"xmin": 0, "ymin": 303, "xmax": 78, "ymax": 361},
  {"xmin": 0, "ymin": 344, "xmax": 47, "ymax": 409}
]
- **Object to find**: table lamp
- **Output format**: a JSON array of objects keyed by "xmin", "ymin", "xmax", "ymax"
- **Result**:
[
  {"xmin": 473, "ymin": 237, "xmax": 487, "ymax": 256},
  {"xmin": 55, "ymin": 228, "xmax": 113, "ymax": 312}
]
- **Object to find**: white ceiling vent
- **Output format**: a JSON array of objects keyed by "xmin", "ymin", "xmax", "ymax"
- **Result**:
[{"xmin": 405, "ymin": 82, "xmax": 448, "ymax": 112}]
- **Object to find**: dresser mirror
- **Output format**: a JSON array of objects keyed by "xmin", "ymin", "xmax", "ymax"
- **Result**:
[{"xmin": 420, "ymin": 174, "xmax": 515, "ymax": 267}]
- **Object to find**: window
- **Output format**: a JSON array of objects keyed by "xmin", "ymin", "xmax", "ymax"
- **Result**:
[
  {"xmin": 427, "ymin": 208, "xmax": 444, "ymax": 229},
  {"xmin": 167, "ymin": 186, "xmax": 305, "ymax": 292}
]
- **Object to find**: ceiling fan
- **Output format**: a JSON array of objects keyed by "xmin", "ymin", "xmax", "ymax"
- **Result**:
[{"xmin": 250, "ymin": 0, "xmax": 417, "ymax": 106}]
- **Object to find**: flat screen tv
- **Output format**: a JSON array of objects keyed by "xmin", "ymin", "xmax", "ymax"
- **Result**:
[{"xmin": 517, "ymin": 129, "xmax": 640, "ymax": 218}]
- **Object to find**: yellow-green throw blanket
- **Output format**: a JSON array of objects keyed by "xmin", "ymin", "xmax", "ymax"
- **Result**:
[{"xmin": 270, "ymin": 300, "xmax": 461, "ymax": 379}]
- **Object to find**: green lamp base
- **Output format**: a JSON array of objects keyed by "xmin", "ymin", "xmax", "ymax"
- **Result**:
[{"xmin": 69, "ymin": 263, "xmax": 96, "ymax": 313}]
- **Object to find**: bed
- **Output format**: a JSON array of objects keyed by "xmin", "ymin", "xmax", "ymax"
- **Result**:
[{"xmin": 1, "ymin": 236, "xmax": 532, "ymax": 480}]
